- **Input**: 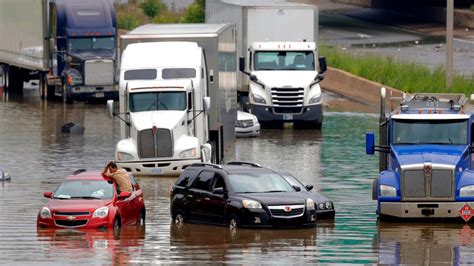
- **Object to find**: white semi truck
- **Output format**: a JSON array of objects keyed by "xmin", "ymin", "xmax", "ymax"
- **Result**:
[
  {"xmin": 108, "ymin": 24, "xmax": 237, "ymax": 176},
  {"xmin": 206, "ymin": 0, "xmax": 326, "ymax": 128}
]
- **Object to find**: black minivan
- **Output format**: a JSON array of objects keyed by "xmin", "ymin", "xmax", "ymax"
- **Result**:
[{"xmin": 170, "ymin": 162, "xmax": 317, "ymax": 229}]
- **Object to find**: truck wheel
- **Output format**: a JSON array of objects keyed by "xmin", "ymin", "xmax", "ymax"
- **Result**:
[
  {"xmin": 47, "ymin": 85, "xmax": 56, "ymax": 100},
  {"xmin": 372, "ymin": 179, "xmax": 379, "ymax": 200}
]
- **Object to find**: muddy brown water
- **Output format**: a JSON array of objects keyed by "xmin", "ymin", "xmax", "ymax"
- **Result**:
[{"xmin": 1, "ymin": 88, "xmax": 474, "ymax": 264}]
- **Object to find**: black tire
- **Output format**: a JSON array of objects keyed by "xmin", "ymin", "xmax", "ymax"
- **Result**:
[
  {"xmin": 372, "ymin": 179, "xmax": 379, "ymax": 200},
  {"xmin": 173, "ymin": 209, "xmax": 186, "ymax": 227},
  {"xmin": 138, "ymin": 210, "xmax": 146, "ymax": 227},
  {"xmin": 227, "ymin": 214, "xmax": 240, "ymax": 230},
  {"xmin": 113, "ymin": 217, "xmax": 121, "ymax": 231},
  {"xmin": 209, "ymin": 141, "xmax": 217, "ymax": 164},
  {"xmin": 7, "ymin": 67, "xmax": 23, "ymax": 94},
  {"xmin": 46, "ymin": 84, "xmax": 56, "ymax": 100}
]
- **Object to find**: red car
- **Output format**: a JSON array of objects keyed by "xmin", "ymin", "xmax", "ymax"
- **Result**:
[{"xmin": 37, "ymin": 170, "xmax": 145, "ymax": 230}]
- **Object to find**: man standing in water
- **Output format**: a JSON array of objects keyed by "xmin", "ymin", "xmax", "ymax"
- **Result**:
[{"xmin": 102, "ymin": 161, "xmax": 133, "ymax": 193}]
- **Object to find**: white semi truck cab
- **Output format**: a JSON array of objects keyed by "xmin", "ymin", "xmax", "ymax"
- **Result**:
[
  {"xmin": 242, "ymin": 41, "xmax": 326, "ymax": 128},
  {"xmin": 107, "ymin": 42, "xmax": 212, "ymax": 176}
]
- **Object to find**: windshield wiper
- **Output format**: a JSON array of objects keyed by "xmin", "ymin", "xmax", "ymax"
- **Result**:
[
  {"xmin": 70, "ymin": 196, "xmax": 102, "ymax": 200},
  {"xmin": 263, "ymin": 190, "xmax": 286, "ymax": 193}
]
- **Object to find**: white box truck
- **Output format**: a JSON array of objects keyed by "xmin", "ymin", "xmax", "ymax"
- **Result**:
[
  {"xmin": 108, "ymin": 24, "xmax": 237, "ymax": 176},
  {"xmin": 206, "ymin": 0, "xmax": 326, "ymax": 128}
]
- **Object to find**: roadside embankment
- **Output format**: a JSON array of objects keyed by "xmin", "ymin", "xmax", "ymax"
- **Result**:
[{"xmin": 322, "ymin": 67, "xmax": 403, "ymax": 110}]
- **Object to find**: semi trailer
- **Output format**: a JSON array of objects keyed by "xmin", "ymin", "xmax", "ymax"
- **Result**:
[
  {"xmin": 108, "ymin": 24, "xmax": 237, "ymax": 176},
  {"xmin": 206, "ymin": 0, "xmax": 326, "ymax": 128},
  {"xmin": 0, "ymin": 0, "xmax": 118, "ymax": 102}
]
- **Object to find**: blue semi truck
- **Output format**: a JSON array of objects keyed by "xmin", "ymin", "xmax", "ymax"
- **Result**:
[
  {"xmin": 366, "ymin": 88, "xmax": 474, "ymax": 221},
  {"xmin": 0, "ymin": 0, "xmax": 118, "ymax": 103}
]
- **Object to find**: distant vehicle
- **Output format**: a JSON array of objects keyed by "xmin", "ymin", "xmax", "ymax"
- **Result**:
[
  {"xmin": 108, "ymin": 24, "xmax": 237, "ymax": 176},
  {"xmin": 0, "ymin": 0, "xmax": 118, "ymax": 103},
  {"xmin": 37, "ymin": 170, "xmax": 145, "ymax": 229},
  {"xmin": 280, "ymin": 172, "xmax": 335, "ymax": 219},
  {"xmin": 0, "ymin": 168, "xmax": 10, "ymax": 181},
  {"xmin": 170, "ymin": 162, "xmax": 317, "ymax": 229},
  {"xmin": 367, "ymin": 89, "xmax": 474, "ymax": 221},
  {"xmin": 207, "ymin": 0, "xmax": 326, "ymax": 128},
  {"xmin": 236, "ymin": 111, "xmax": 260, "ymax": 137}
]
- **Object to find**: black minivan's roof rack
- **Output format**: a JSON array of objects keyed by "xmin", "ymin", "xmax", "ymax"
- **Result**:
[
  {"xmin": 226, "ymin": 161, "xmax": 262, "ymax": 168},
  {"xmin": 73, "ymin": 169, "xmax": 87, "ymax": 175},
  {"xmin": 189, "ymin": 163, "xmax": 223, "ymax": 169}
]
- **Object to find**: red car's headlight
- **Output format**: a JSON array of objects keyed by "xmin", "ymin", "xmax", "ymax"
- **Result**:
[
  {"xmin": 92, "ymin": 207, "xmax": 109, "ymax": 218},
  {"xmin": 40, "ymin": 207, "xmax": 51, "ymax": 219}
]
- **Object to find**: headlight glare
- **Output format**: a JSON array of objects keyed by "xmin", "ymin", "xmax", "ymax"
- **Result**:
[
  {"xmin": 93, "ymin": 207, "xmax": 109, "ymax": 218},
  {"xmin": 306, "ymin": 198, "xmax": 315, "ymax": 210},
  {"xmin": 380, "ymin": 185, "xmax": 397, "ymax": 197},
  {"xmin": 242, "ymin": 200, "xmax": 262, "ymax": 209},
  {"xmin": 40, "ymin": 207, "xmax": 52, "ymax": 219},
  {"xmin": 117, "ymin": 152, "xmax": 134, "ymax": 161},
  {"xmin": 179, "ymin": 148, "xmax": 197, "ymax": 159},
  {"xmin": 460, "ymin": 185, "xmax": 474, "ymax": 197},
  {"xmin": 309, "ymin": 94, "xmax": 321, "ymax": 104}
]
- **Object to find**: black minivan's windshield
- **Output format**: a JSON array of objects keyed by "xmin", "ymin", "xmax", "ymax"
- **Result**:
[
  {"xmin": 54, "ymin": 180, "xmax": 114, "ymax": 199},
  {"xmin": 254, "ymin": 51, "xmax": 314, "ymax": 71},
  {"xmin": 129, "ymin": 92, "xmax": 186, "ymax": 112},
  {"xmin": 228, "ymin": 173, "xmax": 294, "ymax": 193},
  {"xmin": 392, "ymin": 119, "xmax": 468, "ymax": 145}
]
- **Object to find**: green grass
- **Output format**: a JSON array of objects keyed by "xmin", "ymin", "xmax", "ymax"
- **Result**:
[{"xmin": 319, "ymin": 45, "xmax": 474, "ymax": 95}]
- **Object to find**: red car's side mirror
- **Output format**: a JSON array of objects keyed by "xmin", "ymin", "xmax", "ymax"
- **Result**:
[
  {"xmin": 44, "ymin": 191, "xmax": 53, "ymax": 198},
  {"xmin": 118, "ymin": 191, "xmax": 131, "ymax": 199}
]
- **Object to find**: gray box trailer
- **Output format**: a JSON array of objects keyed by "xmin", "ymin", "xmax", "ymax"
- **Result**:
[
  {"xmin": 120, "ymin": 24, "xmax": 237, "ymax": 163},
  {"xmin": 206, "ymin": 0, "xmax": 318, "ymax": 93}
]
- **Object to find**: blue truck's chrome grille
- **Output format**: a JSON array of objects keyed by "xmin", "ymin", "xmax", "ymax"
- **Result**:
[{"xmin": 402, "ymin": 168, "xmax": 454, "ymax": 201}]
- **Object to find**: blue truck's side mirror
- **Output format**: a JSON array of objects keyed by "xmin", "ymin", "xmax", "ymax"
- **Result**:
[{"xmin": 366, "ymin": 132, "xmax": 375, "ymax": 155}]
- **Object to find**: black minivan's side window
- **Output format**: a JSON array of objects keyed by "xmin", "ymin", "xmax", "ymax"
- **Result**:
[
  {"xmin": 192, "ymin": 171, "xmax": 215, "ymax": 191},
  {"xmin": 176, "ymin": 169, "xmax": 198, "ymax": 187}
]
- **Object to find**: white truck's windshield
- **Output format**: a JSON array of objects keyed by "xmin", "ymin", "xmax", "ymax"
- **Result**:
[
  {"xmin": 129, "ymin": 92, "xmax": 186, "ymax": 112},
  {"xmin": 254, "ymin": 51, "xmax": 314, "ymax": 71},
  {"xmin": 67, "ymin": 37, "xmax": 115, "ymax": 51},
  {"xmin": 392, "ymin": 119, "xmax": 468, "ymax": 145}
]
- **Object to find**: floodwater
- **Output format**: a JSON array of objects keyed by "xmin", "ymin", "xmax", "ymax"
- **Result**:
[{"xmin": 1, "ymin": 88, "xmax": 474, "ymax": 264}]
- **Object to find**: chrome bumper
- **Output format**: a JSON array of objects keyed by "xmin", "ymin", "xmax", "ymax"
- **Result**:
[
  {"xmin": 117, "ymin": 159, "xmax": 201, "ymax": 176},
  {"xmin": 380, "ymin": 202, "xmax": 474, "ymax": 219}
]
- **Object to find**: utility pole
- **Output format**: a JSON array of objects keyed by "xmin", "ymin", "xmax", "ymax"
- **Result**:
[{"xmin": 446, "ymin": 0, "xmax": 454, "ymax": 88}]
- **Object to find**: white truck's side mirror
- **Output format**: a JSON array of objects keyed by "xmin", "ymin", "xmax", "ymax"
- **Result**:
[
  {"xmin": 107, "ymin": 100, "xmax": 115, "ymax": 119},
  {"xmin": 203, "ymin": 97, "xmax": 211, "ymax": 114}
]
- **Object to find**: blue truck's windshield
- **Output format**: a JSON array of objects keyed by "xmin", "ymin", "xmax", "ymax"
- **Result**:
[
  {"xmin": 392, "ymin": 119, "xmax": 468, "ymax": 145},
  {"xmin": 68, "ymin": 37, "xmax": 115, "ymax": 51},
  {"xmin": 254, "ymin": 51, "xmax": 314, "ymax": 71},
  {"xmin": 129, "ymin": 92, "xmax": 186, "ymax": 112}
]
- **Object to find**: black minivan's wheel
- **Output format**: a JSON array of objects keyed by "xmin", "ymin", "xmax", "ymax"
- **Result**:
[
  {"xmin": 227, "ymin": 214, "xmax": 240, "ymax": 230},
  {"xmin": 173, "ymin": 209, "xmax": 186, "ymax": 227}
]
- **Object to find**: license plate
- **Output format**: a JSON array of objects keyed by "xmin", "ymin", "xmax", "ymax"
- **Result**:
[
  {"xmin": 283, "ymin": 114, "xmax": 293, "ymax": 121},
  {"xmin": 95, "ymin": 92, "xmax": 104, "ymax": 98},
  {"xmin": 151, "ymin": 168, "xmax": 162, "ymax": 175}
]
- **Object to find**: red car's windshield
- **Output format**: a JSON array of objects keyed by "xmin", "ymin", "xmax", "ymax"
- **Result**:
[{"xmin": 53, "ymin": 180, "xmax": 114, "ymax": 200}]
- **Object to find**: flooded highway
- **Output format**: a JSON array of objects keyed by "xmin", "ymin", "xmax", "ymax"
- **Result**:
[{"xmin": 1, "ymin": 88, "xmax": 474, "ymax": 264}]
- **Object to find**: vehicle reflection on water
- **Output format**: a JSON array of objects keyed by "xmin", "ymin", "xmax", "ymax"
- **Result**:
[
  {"xmin": 375, "ymin": 222, "xmax": 474, "ymax": 265},
  {"xmin": 37, "ymin": 227, "xmax": 145, "ymax": 265}
]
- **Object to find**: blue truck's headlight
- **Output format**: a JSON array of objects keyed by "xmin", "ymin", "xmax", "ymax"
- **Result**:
[
  {"xmin": 380, "ymin": 185, "xmax": 396, "ymax": 197},
  {"xmin": 460, "ymin": 185, "xmax": 474, "ymax": 197}
]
